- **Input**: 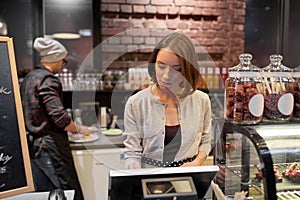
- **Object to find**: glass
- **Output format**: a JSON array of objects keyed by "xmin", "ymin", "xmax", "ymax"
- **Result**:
[
  {"xmin": 44, "ymin": 0, "xmax": 93, "ymax": 74},
  {"xmin": 224, "ymin": 53, "xmax": 264, "ymax": 124},
  {"xmin": 261, "ymin": 54, "xmax": 294, "ymax": 123},
  {"xmin": 291, "ymin": 65, "xmax": 300, "ymax": 121},
  {"xmin": 214, "ymin": 120, "xmax": 300, "ymax": 199}
]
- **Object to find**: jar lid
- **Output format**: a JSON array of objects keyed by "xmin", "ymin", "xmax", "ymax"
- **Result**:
[
  {"xmin": 262, "ymin": 54, "xmax": 292, "ymax": 77},
  {"xmin": 228, "ymin": 53, "xmax": 262, "ymax": 77}
]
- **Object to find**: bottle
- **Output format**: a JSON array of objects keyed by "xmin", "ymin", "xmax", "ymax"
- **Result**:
[
  {"xmin": 129, "ymin": 68, "xmax": 136, "ymax": 90},
  {"xmin": 224, "ymin": 53, "xmax": 264, "ymax": 124},
  {"xmin": 73, "ymin": 109, "xmax": 82, "ymax": 125},
  {"xmin": 100, "ymin": 107, "xmax": 107, "ymax": 130},
  {"xmin": 213, "ymin": 67, "xmax": 220, "ymax": 89},
  {"xmin": 206, "ymin": 67, "xmax": 214, "ymax": 89},
  {"xmin": 262, "ymin": 54, "xmax": 294, "ymax": 123}
]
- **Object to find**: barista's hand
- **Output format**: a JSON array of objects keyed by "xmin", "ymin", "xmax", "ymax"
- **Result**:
[{"xmin": 78, "ymin": 125, "xmax": 92, "ymax": 136}]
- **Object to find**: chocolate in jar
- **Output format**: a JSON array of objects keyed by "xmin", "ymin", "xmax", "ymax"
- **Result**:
[
  {"xmin": 225, "ymin": 82, "xmax": 262, "ymax": 123},
  {"xmin": 292, "ymin": 78, "xmax": 300, "ymax": 120}
]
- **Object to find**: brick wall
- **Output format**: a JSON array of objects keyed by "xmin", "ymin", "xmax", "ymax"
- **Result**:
[{"xmin": 100, "ymin": 0, "xmax": 245, "ymax": 72}]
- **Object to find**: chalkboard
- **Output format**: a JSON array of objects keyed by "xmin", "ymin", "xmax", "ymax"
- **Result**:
[{"xmin": 0, "ymin": 37, "xmax": 34, "ymax": 198}]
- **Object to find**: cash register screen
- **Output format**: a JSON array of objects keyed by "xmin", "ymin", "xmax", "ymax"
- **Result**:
[
  {"xmin": 141, "ymin": 176, "xmax": 197, "ymax": 199},
  {"xmin": 108, "ymin": 165, "xmax": 219, "ymax": 200}
]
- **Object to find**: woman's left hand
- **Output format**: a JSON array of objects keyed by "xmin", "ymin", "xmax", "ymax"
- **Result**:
[
  {"xmin": 180, "ymin": 150, "xmax": 207, "ymax": 167},
  {"xmin": 180, "ymin": 158, "xmax": 201, "ymax": 167}
]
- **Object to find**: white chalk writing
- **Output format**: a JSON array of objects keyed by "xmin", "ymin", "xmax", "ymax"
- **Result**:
[
  {"xmin": 0, "ymin": 153, "xmax": 12, "ymax": 164},
  {"xmin": 0, "ymin": 166, "xmax": 6, "ymax": 173},
  {"xmin": 0, "ymin": 86, "xmax": 11, "ymax": 95}
]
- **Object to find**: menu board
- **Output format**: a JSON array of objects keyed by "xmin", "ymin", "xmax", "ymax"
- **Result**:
[{"xmin": 0, "ymin": 37, "xmax": 34, "ymax": 198}]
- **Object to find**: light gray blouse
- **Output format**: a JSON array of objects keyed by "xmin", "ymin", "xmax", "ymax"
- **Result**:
[{"xmin": 123, "ymin": 86, "xmax": 212, "ymax": 168}]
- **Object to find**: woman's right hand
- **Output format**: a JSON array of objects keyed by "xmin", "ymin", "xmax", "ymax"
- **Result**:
[{"xmin": 125, "ymin": 160, "xmax": 141, "ymax": 169}]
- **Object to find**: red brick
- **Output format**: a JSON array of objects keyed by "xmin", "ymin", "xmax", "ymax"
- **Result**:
[
  {"xmin": 106, "ymin": 4, "xmax": 120, "ymax": 12},
  {"xmin": 102, "ymin": 27, "xmax": 125, "ymax": 36},
  {"xmin": 133, "ymin": 5, "xmax": 145, "ymax": 13},
  {"xmin": 102, "ymin": 44, "xmax": 127, "ymax": 52},
  {"xmin": 145, "ymin": 5, "xmax": 157, "ymax": 13},
  {"xmin": 126, "ymin": 0, "xmax": 150, "ymax": 4},
  {"xmin": 211, "ymin": 22, "xmax": 224, "ymax": 31},
  {"xmin": 157, "ymin": 21, "xmax": 168, "ymax": 28},
  {"xmin": 190, "ymin": 21, "xmax": 203, "ymax": 30},
  {"xmin": 151, "ymin": 0, "xmax": 173, "ymax": 6},
  {"xmin": 120, "ymin": 5, "xmax": 132, "ymax": 13},
  {"xmin": 213, "ymin": 38, "xmax": 227, "ymax": 46},
  {"xmin": 157, "ymin": 6, "xmax": 168, "ymax": 14},
  {"xmin": 179, "ymin": 6, "xmax": 194, "ymax": 15},
  {"xmin": 102, "ymin": 0, "xmax": 125, "ymax": 3},
  {"xmin": 121, "ymin": 36, "xmax": 133, "ymax": 44},
  {"xmin": 166, "ymin": 20, "xmax": 179, "ymax": 29},
  {"xmin": 145, "ymin": 37, "xmax": 157, "ymax": 45},
  {"xmin": 192, "ymin": 7, "xmax": 204, "ymax": 15},
  {"xmin": 138, "ymin": 45, "xmax": 154, "ymax": 53},
  {"xmin": 129, "ymin": 28, "xmax": 151, "ymax": 37},
  {"xmin": 178, "ymin": 22, "xmax": 189, "ymax": 30},
  {"xmin": 133, "ymin": 37, "xmax": 144, "ymax": 44},
  {"xmin": 101, "ymin": 4, "xmax": 108, "ymax": 12},
  {"xmin": 197, "ymin": 1, "xmax": 218, "ymax": 8},
  {"xmin": 111, "ymin": 19, "xmax": 131, "ymax": 28},
  {"xmin": 144, "ymin": 20, "xmax": 156, "ymax": 28},
  {"xmin": 174, "ymin": 0, "xmax": 196, "ymax": 6},
  {"xmin": 168, "ymin": 6, "xmax": 179, "ymax": 15},
  {"xmin": 201, "ymin": 8, "xmax": 215, "ymax": 15},
  {"xmin": 184, "ymin": 30, "xmax": 199, "ymax": 38},
  {"xmin": 150, "ymin": 29, "xmax": 172, "ymax": 37},
  {"xmin": 127, "ymin": 45, "xmax": 139, "ymax": 52},
  {"xmin": 108, "ymin": 36, "xmax": 121, "ymax": 44}
]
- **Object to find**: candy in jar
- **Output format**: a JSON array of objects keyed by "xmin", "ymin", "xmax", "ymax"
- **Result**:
[
  {"xmin": 224, "ymin": 53, "xmax": 264, "ymax": 124},
  {"xmin": 261, "ymin": 54, "xmax": 294, "ymax": 122}
]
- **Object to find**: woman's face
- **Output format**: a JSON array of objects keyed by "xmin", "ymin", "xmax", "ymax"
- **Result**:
[{"xmin": 155, "ymin": 48, "xmax": 184, "ymax": 92}]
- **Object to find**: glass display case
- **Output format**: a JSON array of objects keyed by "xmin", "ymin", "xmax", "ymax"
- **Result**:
[{"xmin": 213, "ymin": 118, "xmax": 300, "ymax": 200}]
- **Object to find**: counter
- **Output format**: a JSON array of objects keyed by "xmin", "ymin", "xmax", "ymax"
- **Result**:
[
  {"xmin": 70, "ymin": 130, "xmax": 125, "ymax": 200},
  {"xmin": 69, "ymin": 130, "xmax": 125, "ymax": 150}
]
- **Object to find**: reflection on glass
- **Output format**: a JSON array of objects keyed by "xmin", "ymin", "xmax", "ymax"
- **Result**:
[{"xmin": 44, "ymin": 0, "xmax": 94, "ymax": 75}]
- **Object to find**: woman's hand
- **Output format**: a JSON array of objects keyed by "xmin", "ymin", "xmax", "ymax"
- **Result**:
[
  {"xmin": 125, "ymin": 160, "xmax": 141, "ymax": 169},
  {"xmin": 181, "ymin": 150, "xmax": 207, "ymax": 167},
  {"xmin": 181, "ymin": 158, "xmax": 202, "ymax": 167}
]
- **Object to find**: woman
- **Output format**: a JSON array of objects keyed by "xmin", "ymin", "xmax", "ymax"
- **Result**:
[{"xmin": 123, "ymin": 32, "xmax": 212, "ymax": 169}]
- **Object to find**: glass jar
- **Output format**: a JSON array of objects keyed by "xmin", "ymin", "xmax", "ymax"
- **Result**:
[
  {"xmin": 224, "ymin": 53, "xmax": 264, "ymax": 124},
  {"xmin": 262, "ymin": 54, "xmax": 294, "ymax": 123},
  {"xmin": 291, "ymin": 66, "xmax": 300, "ymax": 121}
]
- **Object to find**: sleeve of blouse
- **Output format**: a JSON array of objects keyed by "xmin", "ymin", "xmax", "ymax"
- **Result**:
[
  {"xmin": 123, "ymin": 96, "xmax": 143, "ymax": 168},
  {"xmin": 39, "ymin": 76, "xmax": 71, "ymax": 130},
  {"xmin": 199, "ymin": 93, "xmax": 212, "ymax": 156}
]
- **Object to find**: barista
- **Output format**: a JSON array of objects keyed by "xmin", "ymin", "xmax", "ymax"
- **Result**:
[{"xmin": 20, "ymin": 37, "xmax": 91, "ymax": 200}]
